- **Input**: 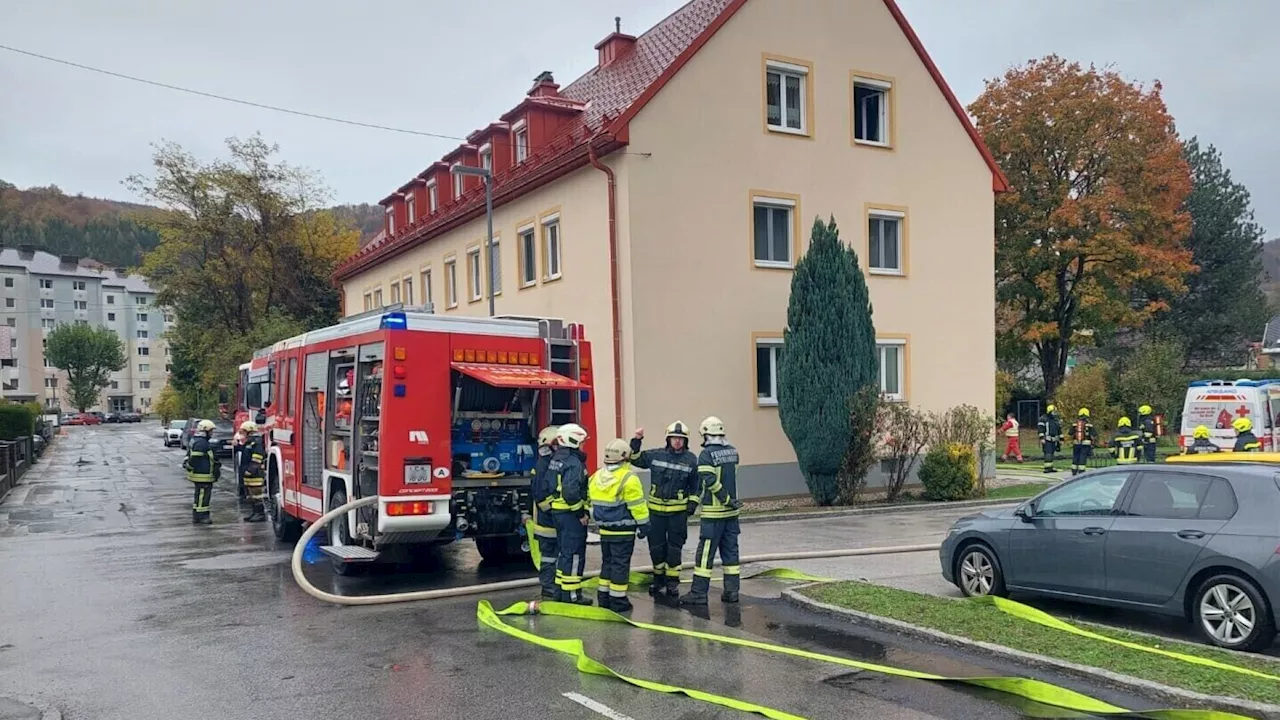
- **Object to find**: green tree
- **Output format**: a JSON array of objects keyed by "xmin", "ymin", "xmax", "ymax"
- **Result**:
[
  {"xmin": 1053, "ymin": 363, "xmax": 1119, "ymax": 433},
  {"xmin": 778, "ymin": 217, "xmax": 877, "ymax": 505},
  {"xmin": 1150, "ymin": 139, "xmax": 1269, "ymax": 368},
  {"xmin": 45, "ymin": 324, "xmax": 126, "ymax": 412},
  {"xmin": 1113, "ymin": 339, "xmax": 1189, "ymax": 426}
]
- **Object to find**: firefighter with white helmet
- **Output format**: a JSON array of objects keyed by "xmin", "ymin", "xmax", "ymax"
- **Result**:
[
  {"xmin": 548, "ymin": 423, "xmax": 592, "ymax": 604},
  {"xmin": 588, "ymin": 439, "xmax": 650, "ymax": 612},
  {"xmin": 529, "ymin": 425, "xmax": 560, "ymax": 598},
  {"xmin": 239, "ymin": 421, "xmax": 267, "ymax": 523},
  {"xmin": 630, "ymin": 420, "xmax": 699, "ymax": 597},
  {"xmin": 182, "ymin": 420, "xmax": 219, "ymax": 524},
  {"xmin": 681, "ymin": 416, "xmax": 744, "ymax": 606}
]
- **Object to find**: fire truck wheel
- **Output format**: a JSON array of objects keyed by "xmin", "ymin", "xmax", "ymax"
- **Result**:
[
  {"xmin": 269, "ymin": 472, "xmax": 301, "ymax": 542},
  {"xmin": 327, "ymin": 489, "xmax": 366, "ymax": 577},
  {"xmin": 476, "ymin": 536, "xmax": 527, "ymax": 565}
]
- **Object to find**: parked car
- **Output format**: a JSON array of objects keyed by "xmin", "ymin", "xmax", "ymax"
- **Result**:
[
  {"xmin": 64, "ymin": 413, "xmax": 102, "ymax": 426},
  {"xmin": 103, "ymin": 412, "xmax": 120, "ymax": 424},
  {"xmin": 179, "ymin": 417, "xmax": 200, "ymax": 450},
  {"xmin": 88, "ymin": 411, "xmax": 105, "ymax": 423},
  {"xmin": 941, "ymin": 461, "xmax": 1280, "ymax": 652},
  {"xmin": 210, "ymin": 420, "xmax": 236, "ymax": 458},
  {"xmin": 164, "ymin": 420, "xmax": 188, "ymax": 448},
  {"xmin": 119, "ymin": 412, "xmax": 142, "ymax": 423}
]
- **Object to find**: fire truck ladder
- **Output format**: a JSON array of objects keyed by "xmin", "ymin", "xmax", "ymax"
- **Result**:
[{"xmin": 498, "ymin": 316, "xmax": 583, "ymax": 428}]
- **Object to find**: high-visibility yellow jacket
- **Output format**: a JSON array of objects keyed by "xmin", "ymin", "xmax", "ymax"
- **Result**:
[
  {"xmin": 1111, "ymin": 432, "xmax": 1141, "ymax": 464},
  {"xmin": 589, "ymin": 462, "xmax": 650, "ymax": 539}
]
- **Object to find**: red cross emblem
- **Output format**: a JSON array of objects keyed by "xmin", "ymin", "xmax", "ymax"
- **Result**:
[{"xmin": 1235, "ymin": 405, "xmax": 1251, "ymax": 418}]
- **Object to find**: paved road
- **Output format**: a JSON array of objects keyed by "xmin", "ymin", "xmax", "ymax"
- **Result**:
[{"xmin": 0, "ymin": 425, "xmax": 1185, "ymax": 719}]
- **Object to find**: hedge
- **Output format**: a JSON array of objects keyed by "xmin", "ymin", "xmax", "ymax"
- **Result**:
[{"xmin": 0, "ymin": 403, "xmax": 36, "ymax": 441}]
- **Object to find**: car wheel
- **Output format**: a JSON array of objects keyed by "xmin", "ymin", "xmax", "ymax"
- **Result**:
[
  {"xmin": 955, "ymin": 543, "xmax": 1007, "ymax": 598},
  {"xmin": 1192, "ymin": 573, "xmax": 1276, "ymax": 652}
]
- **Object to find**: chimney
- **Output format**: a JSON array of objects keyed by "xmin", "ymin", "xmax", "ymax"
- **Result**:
[
  {"xmin": 59, "ymin": 255, "xmax": 79, "ymax": 266},
  {"xmin": 595, "ymin": 17, "xmax": 637, "ymax": 68},
  {"xmin": 115, "ymin": 268, "xmax": 128, "ymax": 277},
  {"xmin": 528, "ymin": 71, "xmax": 560, "ymax": 98},
  {"xmin": 17, "ymin": 245, "xmax": 35, "ymax": 258}
]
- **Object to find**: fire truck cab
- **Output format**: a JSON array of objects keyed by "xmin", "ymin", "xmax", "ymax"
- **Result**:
[{"xmin": 247, "ymin": 305, "xmax": 596, "ymax": 572}]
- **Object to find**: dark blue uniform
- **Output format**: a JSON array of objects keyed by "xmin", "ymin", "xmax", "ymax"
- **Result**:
[
  {"xmin": 547, "ymin": 446, "xmax": 590, "ymax": 603},
  {"xmin": 682, "ymin": 440, "xmax": 741, "ymax": 605},
  {"xmin": 183, "ymin": 433, "xmax": 218, "ymax": 524},
  {"xmin": 629, "ymin": 437, "xmax": 698, "ymax": 596},
  {"xmin": 530, "ymin": 450, "xmax": 558, "ymax": 598}
]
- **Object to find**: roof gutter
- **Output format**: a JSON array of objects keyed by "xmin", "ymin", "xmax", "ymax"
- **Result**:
[{"xmin": 587, "ymin": 133, "xmax": 624, "ymax": 439}]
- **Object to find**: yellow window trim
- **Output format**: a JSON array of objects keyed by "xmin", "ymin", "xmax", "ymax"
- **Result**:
[
  {"xmin": 539, "ymin": 206, "xmax": 564, "ymax": 284},
  {"xmin": 849, "ymin": 70, "xmax": 897, "ymax": 151},
  {"xmin": 762, "ymin": 53, "xmax": 815, "ymax": 140},
  {"xmin": 864, "ymin": 203, "xmax": 910, "ymax": 278},
  {"xmin": 748, "ymin": 190, "xmax": 802, "ymax": 272},
  {"xmin": 876, "ymin": 333, "xmax": 910, "ymax": 403},
  {"xmin": 515, "ymin": 217, "xmax": 539, "ymax": 290},
  {"xmin": 751, "ymin": 331, "xmax": 785, "ymax": 409}
]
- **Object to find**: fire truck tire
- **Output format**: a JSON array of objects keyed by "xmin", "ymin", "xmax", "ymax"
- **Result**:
[
  {"xmin": 269, "ymin": 471, "xmax": 301, "ymax": 542},
  {"xmin": 327, "ymin": 489, "xmax": 366, "ymax": 577},
  {"xmin": 476, "ymin": 536, "xmax": 526, "ymax": 564}
]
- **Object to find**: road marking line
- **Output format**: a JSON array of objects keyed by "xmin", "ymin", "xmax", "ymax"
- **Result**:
[{"xmin": 562, "ymin": 691, "xmax": 636, "ymax": 720}]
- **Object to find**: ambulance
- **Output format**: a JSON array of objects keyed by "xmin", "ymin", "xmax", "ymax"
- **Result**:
[{"xmin": 1179, "ymin": 379, "xmax": 1280, "ymax": 451}]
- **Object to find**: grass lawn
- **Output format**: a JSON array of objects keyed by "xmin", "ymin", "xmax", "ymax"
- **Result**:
[
  {"xmin": 799, "ymin": 582, "xmax": 1280, "ymax": 705},
  {"xmin": 981, "ymin": 482, "xmax": 1053, "ymax": 500}
]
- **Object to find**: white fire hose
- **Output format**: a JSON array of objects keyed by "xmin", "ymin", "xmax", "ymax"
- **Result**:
[{"xmin": 291, "ymin": 495, "xmax": 941, "ymax": 606}]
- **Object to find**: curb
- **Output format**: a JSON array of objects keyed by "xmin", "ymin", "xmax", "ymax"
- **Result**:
[
  {"xmin": 728, "ymin": 497, "xmax": 1020, "ymax": 526},
  {"xmin": 0, "ymin": 695, "xmax": 62, "ymax": 720},
  {"xmin": 781, "ymin": 588, "xmax": 1280, "ymax": 720}
]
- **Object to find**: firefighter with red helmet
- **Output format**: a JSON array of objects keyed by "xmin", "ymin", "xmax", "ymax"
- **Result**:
[{"xmin": 629, "ymin": 421, "xmax": 699, "ymax": 598}]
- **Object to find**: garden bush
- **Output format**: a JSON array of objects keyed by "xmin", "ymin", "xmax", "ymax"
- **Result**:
[
  {"xmin": 0, "ymin": 403, "xmax": 36, "ymax": 441},
  {"xmin": 918, "ymin": 442, "xmax": 978, "ymax": 501}
]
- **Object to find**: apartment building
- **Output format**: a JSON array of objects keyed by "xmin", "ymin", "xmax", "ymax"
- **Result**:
[
  {"xmin": 0, "ymin": 246, "xmax": 172, "ymax": 413},
  {"xmin": 334, "ymin": 0, "xmax": 1006, "ymax": 496}
]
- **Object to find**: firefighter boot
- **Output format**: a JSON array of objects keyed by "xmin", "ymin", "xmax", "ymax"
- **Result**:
[
  {"xmin": 611, "ymin": 595, "xmax": 634, "ymax": 613},
  {"xmin": 665, "ymin": 574, "xmax": 681, "ymax": 598},
  {"xmin": 648, "ymin": 574, "xmax": 665, "ymax": 597},
  {"xmin": 680, "ymin": 575, "xmax": 710, "ymax": 606},
  {"xmin": 597, "ymin": 589, "xmax": 612, "ymax": 610}
]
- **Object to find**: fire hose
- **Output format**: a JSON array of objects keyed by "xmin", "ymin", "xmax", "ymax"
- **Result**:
[{"xmin": 292, "ymin": 496, "xmax": 1266, "ymax": 720}]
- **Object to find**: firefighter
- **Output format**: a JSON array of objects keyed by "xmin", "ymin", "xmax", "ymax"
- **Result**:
[
  {"xmin": 589, "ymin": 439, "xmax": 650, "ymax": 612},
  {"xmin": 1110, "ymin": 417, "xmax": 1141, "ymax": 465},
  {"xmin": 182, "ymin": 420, "xmax": 219, "ymax": 524},
  {"xmin": 681, "ymin": 417, "xmax": 745, "ymax": 606},
  {"xmin": 1036, "ymin": 405, "xmax": 1063, "ymax": 474},
  {"xmin": 1232, "ymin": 417, "xmax": 1261, "ymax": 452},
  {"xmin": 1137, "ymin": 405, "xmax": 1158, "ymax": 463},
  {"xmin": 1070, "ymin": 408, "xmax": 1096, "ymax": 476},
  {"xmin": 529, "ymin": 425, "xmax": 560, "ymax": 599},
  {"xmin": 239, "ymin": 421, "xmax": 267, "ymax": 523},
  {"xmin": 549, "ymin": 423, "xmax": 592, "ymax": 605},
  {"xmin": 1186, "ymin": 425, "xmax": 1220, "ymax": 454},
  {"xmin": 629, "ymin": 421, "xmax": 699, "ymax": 598},
  {"xmin": 232, "ymin": 423, "xmax": 248, "ymax": 500}
]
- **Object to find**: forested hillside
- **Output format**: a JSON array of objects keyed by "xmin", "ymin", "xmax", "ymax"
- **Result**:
[{"xmin": 0, "ymin": 181, "xmax": 383, "ymax": 268}]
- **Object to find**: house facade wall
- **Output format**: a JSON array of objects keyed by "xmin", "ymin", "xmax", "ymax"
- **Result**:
[{"xmin": 621, "ymin": 0, "xmax": 997, "ymax": 494}]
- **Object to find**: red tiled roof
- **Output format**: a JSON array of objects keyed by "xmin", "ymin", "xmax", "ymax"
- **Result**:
[{"xmin": 335, "ymin": 0, "xmax": 1006, "ymax": 281}]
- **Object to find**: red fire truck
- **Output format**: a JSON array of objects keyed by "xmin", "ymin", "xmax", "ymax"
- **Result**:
[{"xmin": 232, "ymin": 306, "xmax": 597, "ymax": 572}]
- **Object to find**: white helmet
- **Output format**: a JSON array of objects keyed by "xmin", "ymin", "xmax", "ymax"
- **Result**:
[
  {"xmin": 556, "ymin": 423, "xmax": 588, "ymax": 449},
  {"xmin": 665, "ymin": 420, "xmax": 690, "ymax": 441},
  {"xmin": 537, "ymin": 425, "xmax": 560, "ymax": 448},
  {"xmin": 699, "ymin": 416, "xmax": 725, "ymax": 438},
  {"xmin": 602, "ymin": 439, "xmax": 631, "ymax": 464},
  {"xmin": 240, "ymin": 421, "xmax": 258, "ymax": 434},
  {"xmin": 197, "ymin": 419, "xmax": 216, "ymax": 433}
]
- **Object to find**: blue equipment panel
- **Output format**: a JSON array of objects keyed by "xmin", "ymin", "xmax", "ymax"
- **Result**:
[{"xmin": 451, "ymin": 416, "xmax": 536, "ymax": 475}]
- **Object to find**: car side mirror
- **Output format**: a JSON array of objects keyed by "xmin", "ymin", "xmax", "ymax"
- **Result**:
[{"xmin": 1015, "ymin": 504, "xmax": 1034, "ymax": 523}]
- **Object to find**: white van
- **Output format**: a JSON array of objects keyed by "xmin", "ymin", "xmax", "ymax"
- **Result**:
[{"xmin": 1180, "ymin": 379, "xmax": 1280, "ymax": 451}]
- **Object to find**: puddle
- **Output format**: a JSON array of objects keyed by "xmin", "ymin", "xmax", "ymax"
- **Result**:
[{"xmin": 180, "ymin": 551, "xmax": 291, "ymax": 570}]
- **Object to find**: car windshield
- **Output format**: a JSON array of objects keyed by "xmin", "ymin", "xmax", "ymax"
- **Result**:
[{"xmin": 169, "ymin": 421, "xmax": 187, "ymax": 430}]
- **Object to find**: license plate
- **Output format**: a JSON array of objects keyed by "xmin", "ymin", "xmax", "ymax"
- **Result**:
[{"xmin": 404, "ymin": 464, "xmax": 433, "ymax": 485}]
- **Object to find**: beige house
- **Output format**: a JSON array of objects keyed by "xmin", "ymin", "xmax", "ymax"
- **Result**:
[{"xmin": 334, "ymin": 0, "xmax": 1006, "ymax": 496}]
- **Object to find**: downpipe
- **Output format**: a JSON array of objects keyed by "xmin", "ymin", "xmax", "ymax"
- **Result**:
[{"xmin": 291, "ymin": 496, "xmax": 940, "ymax": 607}]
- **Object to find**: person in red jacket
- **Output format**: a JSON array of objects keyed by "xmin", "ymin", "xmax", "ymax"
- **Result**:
[{"xmin": 999, "ymin": 413, "xmax": 1022, "ymax": 462}]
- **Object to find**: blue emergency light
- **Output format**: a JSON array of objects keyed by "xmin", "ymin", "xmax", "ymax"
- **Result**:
[{"xmin": 380, "ymin": 311, "xmax": 408, "ymax": 330}]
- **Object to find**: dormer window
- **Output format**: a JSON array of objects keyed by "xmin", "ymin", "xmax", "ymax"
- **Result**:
[
  {"xmin": 406, "ymin": 194, "xmax": 416, "ymax": 225},
  {"xmin": 385, "ymin": 206, "xmax": 395, "ymax": 235},
  {"xmin": 480, "ymin": 144, "xmax": 493, "ymax": 173},
  {"xmin": 513, "ymin": 121, "xmax": 529, "ymax": 163},
  {"xmin": 426, "ymin": 180, "xmax": 438, "ymax": 213},
  {"xmin": 453, "ymin": 172, "xmax": 464, "ymax": 200}
]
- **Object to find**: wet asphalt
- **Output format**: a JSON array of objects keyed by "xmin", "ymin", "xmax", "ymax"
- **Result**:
[{"xmin": 0, "ymin": 425, "xmax": 1182, "ymax": 719}]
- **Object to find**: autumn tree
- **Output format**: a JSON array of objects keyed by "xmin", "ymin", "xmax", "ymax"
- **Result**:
[
  {"xmin": 972, "ymin": 56, "xmax": 1194, "ymax": 397},
  {"xmin": 45, "ymin": 324, "xmax": 127, "ymax": 412},
  {"xmin": 1150, "ymin": 138, "xmax": 1269, "ymax": 367},
  {"xmin": 127, "ymin": 136, "xmax": 358, "ymax": 402}
]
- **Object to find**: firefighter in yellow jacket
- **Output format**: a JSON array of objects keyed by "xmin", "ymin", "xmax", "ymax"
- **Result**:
[
  {"xmin": 1110, "ymin": 417, "xmax": 1141, "ymax": 465},
  {"xmin": 588, "ymin": 439, "xmax": 650, "ymax": 612}
]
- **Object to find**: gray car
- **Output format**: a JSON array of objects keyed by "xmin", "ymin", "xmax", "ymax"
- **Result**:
[{"xmin": 941, "ymin": 462, "xmax": 1280, "ymax": 652}]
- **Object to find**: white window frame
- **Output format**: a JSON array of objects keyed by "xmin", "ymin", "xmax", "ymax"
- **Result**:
[
  {"xmin": 479, "ymin": 144, "xmax": 493, "ymax": 173},
  {"xmin": 373, "ymin": 288, "xmax": 383, "ymax": 307},
  {"xmin": 139, "ymin": 380, "xmax": 151, "ymax": 390},
  {"xmin": 362, "ymin": 292, "xmax": 372, "ymax": 312},
  {"xmin": 44, "ymin": 377, "xmax": 57, "ymax": 389},
  {"xmin": 868, "ymin": 209, "xmax": 905, "ymax": 275},
  {"xmin": 488, "ymin": 236, "xmax": 502, "ymax": 295},
  {"xmin": 73, "ymin": 281, "xmax": 86, "ymax": 291},
  {"xmin": 107, "ymin": 312, "xmax": 116, "ymax": 322},
  {"xmin": 453, "ymin": 172, "xmax": 464, "ymax": 200},
  {"xmin": 106, "ymin": 294, "xmax": 115, "ymax": 305},
  {"xmin": 389, "ymin": 281, "xmax": 401, "ymax": 305},
  {"xmin": 138, "ymin": 363, "xmax": 150, "ymax": 373},
  {"xmin": 853, "ymin": 76, "xmax": 892, "ymax": 147},
  {"xmin": 877, "ymin": 339, "xmax": 907, "ymax": 401},
  {"xmin": 4, "ymin": 298, "xmax": 12, "ymax": 309},
  {"xmin": 444, "ymin": 258, "xmax": 458, "ymax": 308},
  {"xmin": 541, "ymin": 214, "xmax": 562, "ymax": 280},
  {"xmin": 406, "ymin": 194, "xmax": 417, "ymax": 225},
  {"xmin": 421, "ymin": 266, "xmax": 433, "ymax": 308},
  {"xmin": 137, "ymin": 346, "xmax": 150, "ymax": 356},
  {"xmin": 137, "ymin": 312, "xmax": 148, "ymax": 322},
  {"xmin": 752, "ymin": 196, "xmax": 796, "ymax": 269},
  {"xmin": 39, "ymin": 279, "xmax": 52, "ymax": 290},
  {"xmin": 513, "ymin": 121, "xmax": 529, "ymax": 163},
  {"xmin": 137, "ymin": 330, "xmax": 149, "ymax": 339},
  {"xmin": 41, "ymin": 318, "xmax": 55, "ymax": 329},
  {"xmin": 385, "ymin": 206, "xmax": 395, "ymax": 235},
  {"xmin": 3, "ymin": 277, "xmax": 12, "ymax": 288},
  {"xmin": 466, "ymin": 247, "xmax": 482, "ymax": 302},
  {"xmin": 402, "ymin": 275, "xmax": 414, "ymax": 306},
  {"xmin": 426, "ymin": 180, "xmax": 438, "ymax": 213},
  {"xmin": 765, "ymin": 60, "xmax": 809, "ymax": 135},
  {"xmin": 40, "ymin": 298, "xmax": 54, "ymax": 309},
  {"xmin": 755, "ymin": 337, "xmax": 784, "ymax": 407},
  {"xmin": 518, "ymin": 223, "xmax": 537, "ymax": 287},
  {"xmin": 74, "ymin": 300, "xmax": 87, "ymax": 310}
]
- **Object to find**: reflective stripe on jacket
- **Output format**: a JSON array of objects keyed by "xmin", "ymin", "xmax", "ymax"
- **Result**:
[
  {"xmin": 1139, "ymin": 415, "xmax": 1157, "ymax": 444},
  {"xmin": 185, "ymin": 436, "xmax": 215, "ymax": 481},
  {"xmin": 589, "ymin": 463, "xmax": 650, "ymax": 537},
  {"xmin": 1111, "ymin": 432, "xmax": 1141, "ymax": 464},
  {"xmin": 697, "ymin": 442, "xmax": 740, "ymax": 519},
  {"xmin": 530, "ymin": 451, "xmax": 556, "ymax": 537},
  {"xmin": 629, "ymin": 438, "xmax": 698, "ymax": 513},
  {"xmin": 1234, "ymin": 432, "xmax": 1261, "ymax": 452},
  {"xmin": 548, "ymin": 447, "xmax": 588, "ymax": 513}
]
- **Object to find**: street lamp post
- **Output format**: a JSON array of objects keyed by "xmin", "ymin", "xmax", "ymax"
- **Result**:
[{"xmin": 451, "ymin": 164, "xmax": 496, "ymax": 317}]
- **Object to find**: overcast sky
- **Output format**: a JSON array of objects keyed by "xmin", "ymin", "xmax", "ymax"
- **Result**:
[{"xmin": 2, "ymin": 0, "xmax": 1277, "ymax": 234}]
